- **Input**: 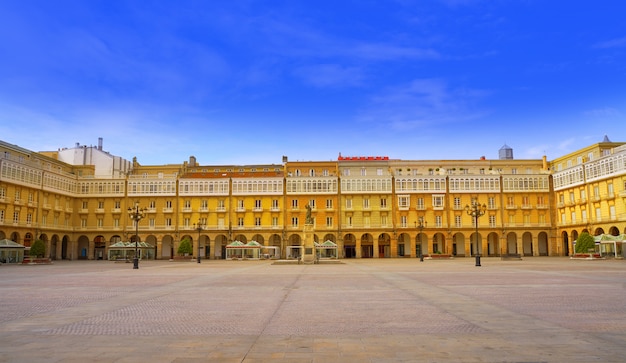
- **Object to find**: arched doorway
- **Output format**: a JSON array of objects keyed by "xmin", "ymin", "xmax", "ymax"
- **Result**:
[
  {"xmin": 161, "ymin": 235, "xmax": 174, "ymax": 259},
  {"xmin": 145, "ymin": 235, "xmax": 158, "ymax": 259},
  {"xmin": 506, "ymin": 232, "xmax": 518, "ymax": 254},
  {"xmin": 50, "ymin": 235, "xmax": 58, "ymax": 260},
  {"xmin": 452, "ymin": 233, "xmax": 464, "ymax": 256},
  {"xmin": 94, "ymin": 235, "xmax": 106, "ymax": 260},
  {"xmin": 378, "ymin": 233, "xmax": 391, "ymax": 258},
  {"xmin": 487, "ymin": 232, "xmax": 499, "ymax": 256},
  {"xmin": 416, "ymin": 232, "xmax": 427, "ymax": 257},
  {"xmin": 561, "ymin": 231, "xmax": 569, "ymax": 256},
  {"xmin": 215, "ymin": 234, "xmax": 228, "ymax": 259},
  {"xmin": 269, "ymin": 233, "xmax": 282, "ymax": 247},
  {"xmin": 469, "ymin": 232, "xmax": 483, "ymax": 256},
  {"xmin": 538, "ymin": 232, "xmax": 548, "ymax": 256},
  {"xmin": 10, "ymin": 232, "xmax": 20, "ymax": 244},
  {"xmin": 61, "ymin": 235, "xmax": 69, "ymax": 260},
  {"xmin": 288, "ymin": 234, "xmax": 301, "ymax": 258},
  {"xmin": 433, "ymin": 233, "xmax": 446, "ymax": 254},
  {"xmin": 201, "ymin": 235, "xmax": 211, "ymax": 258},
  {"xmin": 522, "ymin": 232, "xmax": 533, "ymax": 256},
  {"xmin": 24, "ymin": 232, "xmax": 33, "ymax": 247},
  {"xmin": 344, "ymin": 234, "xmax": 356, "ymax": 258},
  {"xmin": 77, "ymin": 235, "xmax": 90, "ymax": 260},
  {"xmin": 397, "ymin": 233, "xmax": 409, "ymax": 257},
  {"xmin": 361, "ymin": 233, "xmax": 374, "ymax": 258}
]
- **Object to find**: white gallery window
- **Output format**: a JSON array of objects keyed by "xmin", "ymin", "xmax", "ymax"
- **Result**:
[
  {"xmin": 432, "ymin": 195, "xmax": 444, "ymax": 209},
  {"xmin": 398, "ymin": 195, "xmax": 409, "ymax": 209}
]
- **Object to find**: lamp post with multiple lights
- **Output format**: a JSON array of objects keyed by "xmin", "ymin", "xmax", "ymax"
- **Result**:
[
  {"xmin": 465, "ymin": 199, "xmax": 487, "ymax": 267},
  {"xmin": 417, "ymin": 217, "xmax": 427, "ymax": 262},
  {"xmin": 127, "ymin": 203, "xmax": 147, "ymax": 269},
  {"xmin": 194, "ymin": 221, "xmax": 204, "ymax": 264}
]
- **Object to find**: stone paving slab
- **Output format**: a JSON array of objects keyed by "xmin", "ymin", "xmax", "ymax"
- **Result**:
[{"xmin": 0, "ymin": 257, "xmax": 625, "ymax": 362}]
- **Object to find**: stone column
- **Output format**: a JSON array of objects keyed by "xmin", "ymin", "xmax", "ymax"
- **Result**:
[
  {"xmin": 373, "ymin": 238, "xmax": 379, "ymax": 258},
  {"xmin": 88, "ymin": 238, "xmax": 94, "ymax": 260},
  {"xmin": 390, "ymin": 235, "xmax": 398, "ymax": 257},
  {"xmin": 301, "ymin": 224, "xmax": 316, "ymax": 264}
]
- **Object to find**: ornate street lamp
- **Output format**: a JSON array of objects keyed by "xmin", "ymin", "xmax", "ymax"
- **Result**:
[
  {"xmin": 417, "ymin": 217, "xmax": 427, "ymax": 262},
  {"xmin": 128, "ymin": 203, "xmax": 147, "ymax": 269},
  {"xmin": 194, "ymin": 221, "xmax": 204, "ymax": 264},
  {"xmin": 465, "ymin": 199, "xmax": 487, "ymax": 267}
]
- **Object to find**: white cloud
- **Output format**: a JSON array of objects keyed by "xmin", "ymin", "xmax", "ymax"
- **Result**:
[
  {"xmin": 358, "ymin": 78, "xmax": 489, "ymax": 130},
  {"xmin": 593, "ymin": 36, "xmax": 626, "ymax": 49},
  {"xmin": 348, "ymin": 43, "xmax": 440, "ymax": 61},
  {"xmin": 583, "ymin": 107, "xmax": 621, "ymax": 118},
  {"xmin": 294, "ymin": 64, "xmax": 365, "ymax": 88}
]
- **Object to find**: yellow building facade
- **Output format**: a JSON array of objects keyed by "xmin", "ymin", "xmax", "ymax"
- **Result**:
[
  {"xmin": 284, "ymin": 160, "xmax": 339, "ymax": 257},
  {"xmin": 551, "ymin": 138, "xmax": 626, "ymax": 254},
  {"xmin": 1, "ymin": 139, "xmax": 625, "ymax": 261}
]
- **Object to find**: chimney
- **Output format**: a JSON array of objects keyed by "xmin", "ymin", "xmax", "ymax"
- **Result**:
[{"xmin": 98, "ymin": 137, "xmax": 103, "ymax": 151}]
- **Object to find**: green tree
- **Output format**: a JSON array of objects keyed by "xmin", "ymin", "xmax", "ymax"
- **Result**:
[
  {"xmin": 575, "ymin": 232, "xmax": 596, "ymax": 254},
  {"xmin": 177, "ymin": 237, "xmax": 193, "ymax": 256},
  {"xmin": 29, "ymin": 239, "xmax": 46, "ymax": 258}
]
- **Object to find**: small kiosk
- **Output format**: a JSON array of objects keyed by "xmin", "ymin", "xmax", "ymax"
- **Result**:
[
  {"xmin": 316, "ymin": 240, "xmax": 338, "ymax": 259},
  {"xmin": 226, "ymin": 240, "xmax": 262, "ymax": 259},
  {"xmin": 0, "ymin": 239, "xmax": 26, "ymax": 264},
  {"xmin": 107, "ymin": 241, "xmax": 155, "ymax": 261}
]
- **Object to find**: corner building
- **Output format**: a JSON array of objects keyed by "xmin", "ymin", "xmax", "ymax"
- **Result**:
[
  {"xmin": 551, "ymin": 138, "xmax": 626, "ymax": 255},
  {"xmin": 1, "ymin": 138, "xmax": 625, "ymax": 260}
]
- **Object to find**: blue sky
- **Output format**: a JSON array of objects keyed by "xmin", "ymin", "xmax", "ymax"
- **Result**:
[{"xmin": 1, "ymin": 1, "xmax": 625, "ymax": 166}]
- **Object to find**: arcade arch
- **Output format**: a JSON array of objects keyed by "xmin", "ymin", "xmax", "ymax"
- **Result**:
[
  {"xmin": 343, "ymin": 233, "xmax": 356, "ymax": 258},
  {"xmin": 378, "ymin": 233, "xmax": 391, "ymax": 258}
]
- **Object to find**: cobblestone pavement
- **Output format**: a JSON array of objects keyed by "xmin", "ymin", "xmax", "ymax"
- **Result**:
[{"xmin": 1, "ymin": 257, "xmax": 625, "ymax": 362}]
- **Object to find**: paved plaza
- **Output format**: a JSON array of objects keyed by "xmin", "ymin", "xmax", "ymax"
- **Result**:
[{"xmin": 1, "ymin": 257, "xmax": 625, "ymax": 363}]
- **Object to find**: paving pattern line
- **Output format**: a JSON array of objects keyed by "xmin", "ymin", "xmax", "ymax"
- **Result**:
[
  {"xmin": 0, "ymin": 262, "xmax": 268, "ymax": 335},
  {"xmin": 344, "ymin": 260, "xmax": 622, "ymax": 361},
  {"xmin": 239, "ymin": 265, "xmax": 305, "ymax": 362}
]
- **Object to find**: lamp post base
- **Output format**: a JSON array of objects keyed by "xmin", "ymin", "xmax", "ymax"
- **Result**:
[
  {"xmin": 133, "ymin": 257, "xmax": 139, "ymax": 269},
  {"xmin": 475, "ymin": 255, "xmax": 481, "ymax": 267}
]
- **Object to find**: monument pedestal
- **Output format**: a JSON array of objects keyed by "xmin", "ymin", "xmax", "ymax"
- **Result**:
[{"xmin": 301, "ymin": 223, "xmax": 316, "ymax": 264}]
